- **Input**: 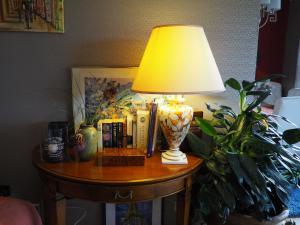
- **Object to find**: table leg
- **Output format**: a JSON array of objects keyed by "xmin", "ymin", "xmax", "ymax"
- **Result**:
[
  {"xmin": 176, "ymin": 176, "xmax": 192, "ymax": 225},
  {"xmin": 42, "ymin": 180, "xmax": 66, "ymax": 225}
]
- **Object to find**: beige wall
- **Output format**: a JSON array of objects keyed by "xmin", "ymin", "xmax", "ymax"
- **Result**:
[{"xmin": 0, "ymin": 0, "xmax": 260, "ymax": 223}]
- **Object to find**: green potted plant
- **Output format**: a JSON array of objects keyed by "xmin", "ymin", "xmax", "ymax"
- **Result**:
[{"xmin": 187, "ymin": 77, "xmax": 300, "ymax": 225}]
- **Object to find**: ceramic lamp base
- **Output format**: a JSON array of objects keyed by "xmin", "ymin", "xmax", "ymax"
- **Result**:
[
  {"xmin": 158, "ymin": 100, "xmax": 193, "ymax": 165},
  {"xmin": 161, "ymin": 149, "xmax": 188, "ymax": 164}
]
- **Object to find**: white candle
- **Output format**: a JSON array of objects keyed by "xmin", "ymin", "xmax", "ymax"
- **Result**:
[{"xmin": 48, "ymin": 144, "xmax": 58, "ymax": 153}]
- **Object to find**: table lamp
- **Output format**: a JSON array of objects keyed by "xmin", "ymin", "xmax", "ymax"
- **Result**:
[{"xmin": 132, "ymin": 25, "xmax": 225, "ymax": 164}]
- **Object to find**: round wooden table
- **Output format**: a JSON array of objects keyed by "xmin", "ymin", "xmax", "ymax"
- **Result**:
[{"xmin": 32, "ymin": 149, "xmax": 202, "ymax": 225}]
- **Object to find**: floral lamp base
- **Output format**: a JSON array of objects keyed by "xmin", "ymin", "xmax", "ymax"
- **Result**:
[{"xmin": 158, "ymin": 102, "xmax": 193, "ymax": 165}]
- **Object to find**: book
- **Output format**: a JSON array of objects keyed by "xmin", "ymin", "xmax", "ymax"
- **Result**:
[
  {"xmin": 122, "ymin": 119, "xmax": 127, "ymax": 148},
  {"xmin": 151, "ymin": 111, "xmax": 160, "ymax": 153},
  {"xmin": 136, "ymin": 110, "xmax": 150, "ymax": 152},
  {"xmin": 102, "ymin": 123, "xmax": 113, "ymax": 148},
  {"xmin": 117, "ymin": 122, "xmax": 123, "ymax": 148},
  {"xmin": 126, "ymin": 114, "xmax": 133, "ymax": 148},
  {"xmin": 98, "ymin": 118, "xmax": 125, "ymax": 149},
  {"xmin": 146, "ymin": 103, "xmax": 158, "ymax": 157},
  {"xmin": 112, "ymin": 122, "xmax": 118, "ymax": 147},
  {"xmin": 132, "ymin": 117, "xmax": 137, "ymax": 148},
  {"xmin": 97, "ymin": 121, "xmax": 103, "ymax": 151}
]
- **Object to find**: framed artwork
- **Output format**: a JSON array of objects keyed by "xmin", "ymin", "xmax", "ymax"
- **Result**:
[
  {"xmin": 106, "ymin": 198, "xmax": 162, "ymax": 225},
  {"xmin": 72, "ymin": 67, "xmax": 143, "ymax": 132},
  {"xmin": 0, "ymin": 0, "xmax": 64, "ymax": 32}
]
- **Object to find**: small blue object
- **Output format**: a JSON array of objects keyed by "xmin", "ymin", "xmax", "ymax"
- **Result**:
[{"xmin": 288, "ymin": 188, "xmax": 300, "ymax": 217}]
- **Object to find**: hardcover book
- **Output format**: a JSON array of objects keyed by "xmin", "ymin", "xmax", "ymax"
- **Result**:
[
  {"xmin": 98, "ymin": 118, "xmax": 126, "ymax": 149},
  {"xmin": 117, "ymin": 122, "xmax": 123, "ymax": 148},
  {"xmin": 136, "ymin": 110, "xmax": 150, "ymax": 152},
  {"xmin": 146, "ymin": 103, "xmax": 158, "ymax": 157},
  {"xmin": 132, "ymin": 118, "xmax": 137, "ymax": 149},
  {"xmin": 126, "ymin": 114, "xmax": 133, "ymax": 148},
  {"xmin": 112, "ymin": 122, "xmax": 118, "ymax": 148},
  {"xmin": 97, "ymin": 122, "xmax": 103, "ymax": 151},
  {"xmin": 102, "ymin": 123, "xmax": 113, "ymax": 148}
]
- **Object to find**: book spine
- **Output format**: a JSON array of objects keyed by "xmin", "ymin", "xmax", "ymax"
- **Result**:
[
  {"xmin": 151, "ymin": 105, "xmax": 160, "ymax": 154},
  {"xmin": 146, "ymin": 103, "xmax": 158, "ymax": 157},
  {"xmin": 117, "ymin": 122, "xmax": 123, "ymax": 148},
  {"xmin": 132, "ymin": 117, "xmax": 137, "ymax": 149},
  {"xmin": 126, "ymin": 115, "xmax": 133, "ymax": 148},
  {"xmin": 102, "ymin": 123, "xmax": 112, "ymax": 148},
  {"xmin": 137, "ymin": 110, "xmax": 150, "ymax": 152},
  {"xmin": 122, "ymin": 120, "xmax": 127, "ymax": 148},
  {"xmin": 112, "ymin": 122, "xmax": 118, "ymax": 148},
  {"xmin": 97, "ymin": 121, "xmax": 103, "ymax": 151}
]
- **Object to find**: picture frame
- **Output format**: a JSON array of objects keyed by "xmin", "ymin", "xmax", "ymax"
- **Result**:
[
  {"xmin": 72, "ymin": 67, "xmax": 140, "ymax": 132},
  {"xmin": 105, "ymin": 198, "xmax": 162, "ymax": 225}
]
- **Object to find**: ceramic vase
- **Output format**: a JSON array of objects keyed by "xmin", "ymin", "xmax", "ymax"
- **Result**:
[{"xmin": 75, "ymin": 124, "xmax": 98, "ymax": 161}]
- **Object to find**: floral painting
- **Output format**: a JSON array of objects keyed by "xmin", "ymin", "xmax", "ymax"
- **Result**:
[
  {"xmin": 72, "ymin": 67, "xmax": 140, "ymax": 131},
  {"xmin": 84, "ymin": 77, "xmax": 136, "ymax": 122},
  {"xmin": 0, "ymin": 0, "xmax": 64, "ymax": 32}
]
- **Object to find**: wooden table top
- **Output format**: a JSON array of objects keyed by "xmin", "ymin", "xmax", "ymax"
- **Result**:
[{"xmin": 32, "ymin": 149, "xmax": 203, "ymax": 185}]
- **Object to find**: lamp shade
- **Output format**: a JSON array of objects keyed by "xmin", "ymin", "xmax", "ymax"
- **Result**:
[{"xmin": 132, "ymin": 25, "xmax": 225, "ymax": 94}]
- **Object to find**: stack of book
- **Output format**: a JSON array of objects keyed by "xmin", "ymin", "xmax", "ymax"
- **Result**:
[{"xmin": 97, "ymin": 102, "xmax": 159, "ymax": 157}]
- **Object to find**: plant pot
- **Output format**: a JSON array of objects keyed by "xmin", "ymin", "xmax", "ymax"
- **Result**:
[
  {"xmin": 227, "ymin": 209, "xmax": 289, "ymax": 225},
  {"xmin": 75, "ymin": 125, "xmax": 98, "ymax": 161}
]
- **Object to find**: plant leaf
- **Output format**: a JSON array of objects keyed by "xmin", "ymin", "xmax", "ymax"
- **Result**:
[
  {"xmin": 245, "ymin": 89, "xmax": 271, "ymax": 112},
  {"xmin": 283, "ymin": 129, "xmax": 300, "ymax": 144},
  {"xmin": 186, "ymin": 132, "xmax": 211, "ymax": 159},
  {"xmin": 242, "ymin": 80, "xmax": 254, "ymax": 91},
  {"xmin": 224, "ymin": 78, "xmax": 241, "ymax": 91},
  {"xmin": 195, "ymin": 117, "xmax": 217, "ymax": 137},
  {"xmin": 239, "ymin": 155, "xmax": 267, "ymax": 192},
  {"xmin": 214, "ymin": 180, "xmax": 236, "ymax": 210}
]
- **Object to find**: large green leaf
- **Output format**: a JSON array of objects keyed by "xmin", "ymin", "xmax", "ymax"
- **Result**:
[
  {"xmin": 245, "ymin": 89, "xmax": 271, "ymax": 112},
  {"xmin": 239, "ymin": 155, "xmax": 267, "ymax": 192},
  {"xmin": 263, "ymin": 159, "xmax": 291, "ymax": 191},
  {"xmin": 195, "ymin": 117, "xmax": 217, "ymax": 137},
  {"xmin": 206, "ymin": 103, "xmax": 217, "ymax": 113},
  {"xmin": 206, "ymin": 160, "xmax": 226, "ymax": 176},
  {"xmin": 213, "ymin": 148, "xmax": 227, "ymax": 164},
  {"xmin": 283, "ymin": 129, "xmax": 300, "ymax": 144},
  {"xmin": 246, "ymin": 90, "xmax": 269, "ymax": 96},
  {"xmin": 242, "ymin": 80, "xmax": 254, "ymax": 91},
  {"xmin": 227, "ymin": 174, "xmax": 254, "ymax": 208},
  {"xmin": 224, "ymin": 78, "xmax": 241, "ymax": 91},
  {"xmin": 214, "ymin": 179, "xmax": 236, "ymax": 210},
  {"xmin": 214, "ymin": 108, "xmax": 237, "ymax": 119},
  {"xmin": 275, "ymin": 186, "xmax": 290, "ymax": 206},
  {"xmin": 186, "ymin": 132, "xmax": 211, "ymax": 159},
  {"xmin": 227, "ymin": 154, "xmax": 252, "ymax": 186},
  {"xmin": 241, "ymin": 135, "xmax": 279, "ymax": 157}
]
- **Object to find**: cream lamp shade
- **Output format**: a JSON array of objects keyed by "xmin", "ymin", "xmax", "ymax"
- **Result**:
[{"xmin": 132, "ymin": 25, "xmax": 225, "ymax": 94}]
